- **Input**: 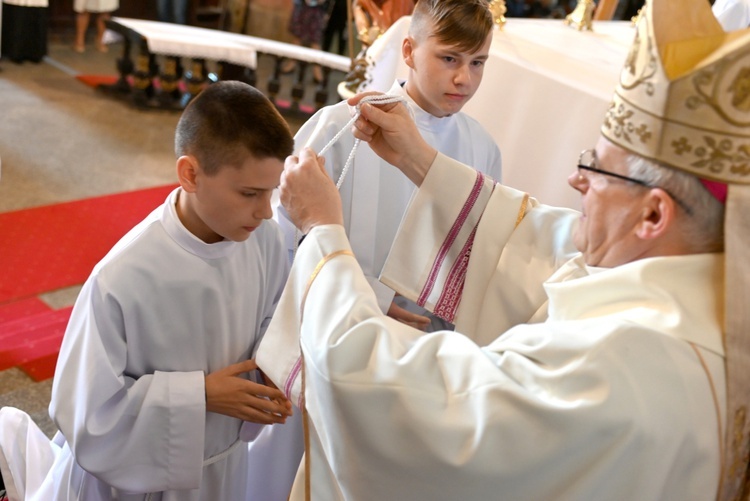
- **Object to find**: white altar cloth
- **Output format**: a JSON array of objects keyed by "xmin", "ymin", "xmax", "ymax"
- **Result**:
[{"xmin": 111, "ymin": 17, "xmax": 352, "ymax": 72}]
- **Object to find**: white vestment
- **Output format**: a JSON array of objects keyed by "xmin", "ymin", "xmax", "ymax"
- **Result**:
[
  {"xmin": 712, "ymin": 0, "xmax": 750, "ymax": 30},
  {"xmin": 274, "ymin": 80, "xmax": 502, "ymax": 314},
  {"xmin": 259, "ymin": 153, "xmax": 725, "ymax": 500},
  {"xmin": 0, "ymin": 188, "xmax": 301, "ymax": 501}
]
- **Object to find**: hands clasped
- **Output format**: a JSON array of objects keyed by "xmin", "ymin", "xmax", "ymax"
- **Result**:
[{"xmin": 205, "ymin": 359, "xmax": 292, "ymax": 425}]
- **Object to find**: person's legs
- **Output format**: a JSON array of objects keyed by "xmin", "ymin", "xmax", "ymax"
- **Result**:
[
  {"xmin": 311, "ymin": 42, "xmax": 324, "ymax": 82},
  {"xmin": 323, "ymin": 0, "xmax": 347, "ymax": 55},
  {"xmin": 283, "ymin": 3, "xmax": 305, "ymax": 73},
  {"xmin": 281, "ymin": 35, "xmax": 301, "ymax": 73},
  {"xmin": 95, "ymin": 12, "xmax": 110, "ymax": 52},
  {"xmin": 157, "ymin": 0, "xmax": 171, "ymax": 22},
  {"xmin": 173, "ymin": 0, "xmax": 188, "ymax": 24},
  {"xmin": 74, "ymin": 11, "xmax": 89, "ymax": 52}
]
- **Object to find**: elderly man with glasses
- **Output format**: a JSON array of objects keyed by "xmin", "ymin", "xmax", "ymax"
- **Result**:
[{"xmin": 255, "ymin": 0, "xmax": 750, "ymax": 499}]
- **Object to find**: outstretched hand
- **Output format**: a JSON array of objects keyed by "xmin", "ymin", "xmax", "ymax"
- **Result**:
[
  {"xmin": 280, "ymin": 148, "xmax": 344, "ymax": 235},
  {"xmin": 205, "ymin": 359, "xmax": 292, "ymax": 425},
  {"xmin": 348, "ymin": 92, "xmax": 437, "ymax": 187}
]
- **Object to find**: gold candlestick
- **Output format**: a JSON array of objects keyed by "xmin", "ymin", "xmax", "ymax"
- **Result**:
[
  {"xmin": 564, "ymin": 0, "xmax": 595, "ymax": 31},
  {"xmin": 488, "ymin": 0, "xmax": 507, "ymax": 29}
]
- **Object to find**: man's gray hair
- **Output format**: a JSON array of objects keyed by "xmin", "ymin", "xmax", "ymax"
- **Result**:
[{"xmin": 626, "ymin": 154, "xmax": 725, "ymax": 253}]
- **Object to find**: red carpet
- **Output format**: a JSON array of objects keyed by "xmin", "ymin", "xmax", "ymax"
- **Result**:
[
  {"xmin": 0, "ymin": 184, "xmax": 178, "ymax": 305},
  {"xmin": 0, "ymin": 306, "xmax": 73, "ymax": 380},
  {"xmin": 0, "ymin": 297, "xmax": 50, "ymax": 324},
  {"xmin": 0, "ymin": 185, "xmax": 176, "ymax": 380},
  {"xmin": 75, "ymin": 74, "xmax": 120, "ymax": 87}
]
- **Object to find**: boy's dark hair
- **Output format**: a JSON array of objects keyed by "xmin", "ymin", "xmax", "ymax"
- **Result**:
[
  {"xmin": 175, "ymin": 81, "xmax": 294, "ymax": 175},
  {"xmin": 410, "ymin": 0, "xmax": 493, "ymax": 54}
]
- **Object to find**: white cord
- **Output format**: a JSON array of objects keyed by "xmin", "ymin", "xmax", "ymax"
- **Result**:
[
  {"xmin": 315, "ymin": 93, "xmax": 408, "ymax": 189},
  {"xmin": 292, "ymin": 94, "xmax": 409, "ymax": 255}
]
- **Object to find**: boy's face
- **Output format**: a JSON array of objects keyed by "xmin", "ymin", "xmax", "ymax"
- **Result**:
[
  {"xmin": 402, "ymin": 23, "xmax": 492, "ymax": 118},
  {"xmin": 177, "ymin": 153, "xmax": 283, "ymax": 244}
]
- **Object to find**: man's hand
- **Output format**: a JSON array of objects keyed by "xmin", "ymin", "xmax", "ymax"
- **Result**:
[
  {"xmin": 280, "ymin": 148, "xmax": 344, "ymax": 235},
  {"xmin": 387, "ymin": 300, "xmax": 431, "ymax": 331},
  {"xmin": 348, "ymin": 92, "xmax": 437, "ymax": 187},
  {"xmin": 205, "ymin": 359, "xmax": 293, "ymax": 425}
]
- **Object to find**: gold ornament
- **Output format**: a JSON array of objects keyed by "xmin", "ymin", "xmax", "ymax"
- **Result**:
[
  {"xmin": 488, "ymin": 0, "xmax": 507, "ymax": 29},
  {"xmin": 630, "ymin": 7, "xmax": 644, "ymax": 26},
  {"xmin": 564, "ymin": 0, "xmax": 595, "ymax": 31}
]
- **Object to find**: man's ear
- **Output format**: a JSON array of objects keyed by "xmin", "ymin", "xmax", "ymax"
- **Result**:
[
  {"xmin": 402, "ymin": 36, "xmax": 416, "ymax": 69},
  {"xmin": 636, "ymin": 188, "xmax": 677, "ymax": 241},
  {"xmin": 176, "ymin": 155, "xmax": 199, "ymax": 193}
]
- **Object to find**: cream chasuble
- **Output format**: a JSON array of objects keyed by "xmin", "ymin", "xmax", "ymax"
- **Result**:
[{"xmin": 257, "ymin": 152, "xmax": 726, "ymax": 500}]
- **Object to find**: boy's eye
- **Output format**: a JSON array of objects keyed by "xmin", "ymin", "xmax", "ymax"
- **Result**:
[
  {"xmin": 471, "ymin": 60, "xmax": 485, "ymax": 67},
  {"xmin": 242, "ymin": 191, "xmax": 258, "ymax": 198},
  {"xmin": 443, "ymin": 56, "xmax": 456, "ymax": 63}
]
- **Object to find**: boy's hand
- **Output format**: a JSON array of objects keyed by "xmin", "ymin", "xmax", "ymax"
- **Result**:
[
  {"xmin": 205, "ymin": 359, "xmax": 293, "ymax": 424},
  {"xmin": 387, "ymin": 300, "xmax": 431, "ymax": 331}
]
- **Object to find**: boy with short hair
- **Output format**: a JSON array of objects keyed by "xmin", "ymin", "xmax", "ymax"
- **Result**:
[
  {"xmin": 0, "ymin": 81, "xmax": 296, "ymax": 500},
  {"xmin": 275, "ymin": 0, "xmax": 501, "ymax": 332}
]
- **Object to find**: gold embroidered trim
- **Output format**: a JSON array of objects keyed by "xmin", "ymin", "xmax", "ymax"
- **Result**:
[
  {"xmin": 298, "ymin": 248, "xmax": 355, "ymax": 501},
  {"xmin": 514, "ymin": 193, "xmax": 530, "ymax": 228},
  {"xmin": 302, "ymin": 363, "xmax": 311, "ymax": 501},
  {"xmin": 690, "ymin": 342, "xmax": 725, "ymax": 501},
  {"xmin": 300, "ymin": 249, "xmax": 355, "ymax": 323},
  {"xmin": 729, "ymin": 407, "xmax": 748, "ymax": 478}
]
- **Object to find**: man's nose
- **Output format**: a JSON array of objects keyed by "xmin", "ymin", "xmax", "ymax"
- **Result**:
[{"xmin": 568, "ymin": 169, "xmax": 587, "ymax": 192}]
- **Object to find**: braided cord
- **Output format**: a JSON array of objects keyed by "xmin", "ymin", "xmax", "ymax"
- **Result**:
[
  {"xmin": 292, "ymin": 94, "xmax": 407, "ymax": 255},
  {"xmin": 314, "ymin": 94, "xmax": 407, "ymax": 188}
]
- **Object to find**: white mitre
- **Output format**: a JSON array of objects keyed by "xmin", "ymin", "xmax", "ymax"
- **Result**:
[
  {"xmin": 602, "ymin": 1, "xmax": 750, "ymax": 499},
  {"xmin": 603, "ymin": 0, "xmax": 750, "ymax": 184}
]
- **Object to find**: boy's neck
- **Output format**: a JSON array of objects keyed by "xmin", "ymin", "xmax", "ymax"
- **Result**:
[{"xmin": 175, "ymin": 189, "xmax": 224, "ymax": 244}]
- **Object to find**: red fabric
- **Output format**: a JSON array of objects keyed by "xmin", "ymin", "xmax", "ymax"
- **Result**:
[
  {"xmin": 0, "ymin": 184, "xmax": 177, "ymax": 303},
  {"xmin": 75, "ymin": 74, "xmax": 119, "ymax": 87},
  {"xmin": 700, "ymin": 178, "xmax": 728, "ymax": 204},
  {"xmin": 0, "ymin": 298, "xmax": 50, "ymax": 323},
  {"xmin": 0, "ymin": 186, "xmax": 176, "ymax": 380},
  {"xmin": 0, "ymin": 307, "xmax": 72, "ymax": 377}
]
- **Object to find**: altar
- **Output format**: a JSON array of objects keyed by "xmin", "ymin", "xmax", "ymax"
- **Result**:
[{"xmin": 356, "ymin": 17, "xmax": 635, "ymax": 209}]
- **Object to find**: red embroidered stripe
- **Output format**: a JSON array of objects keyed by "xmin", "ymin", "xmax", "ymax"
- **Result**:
[
  {"xmin": 285, "ymin": 356, "xmax": 303, "ymax": 400},
  {"xmin": 417, "ymin": 172, "xmax": 485, "ymax": 307},
  {"xmin": 433, "ymin": 225, "xmax": 476, "ymax": 322}
]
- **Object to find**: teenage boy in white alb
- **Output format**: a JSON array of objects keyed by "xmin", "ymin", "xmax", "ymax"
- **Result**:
[{"xmin": 274, "ymin": 0, "xmax": 502, "ymax": 332}]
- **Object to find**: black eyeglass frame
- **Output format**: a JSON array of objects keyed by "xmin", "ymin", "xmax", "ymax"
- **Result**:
[{"xmin": 576, "ymin": 149, "xmax": 693, "ymax": 216}]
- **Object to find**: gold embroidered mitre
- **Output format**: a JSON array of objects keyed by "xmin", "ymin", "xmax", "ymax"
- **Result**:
[{"xmin": 602, "ymin": 0, "xmax": 750, "ymax": 185}]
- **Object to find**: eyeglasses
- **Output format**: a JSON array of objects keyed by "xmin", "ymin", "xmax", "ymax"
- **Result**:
[
  {"xmin": 576, "ymin": 149, "xmax": 692, "ymax": 216},
  {"xmin": 577, "ymin": 149, "xmax": 651, "ymax": 187}
]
